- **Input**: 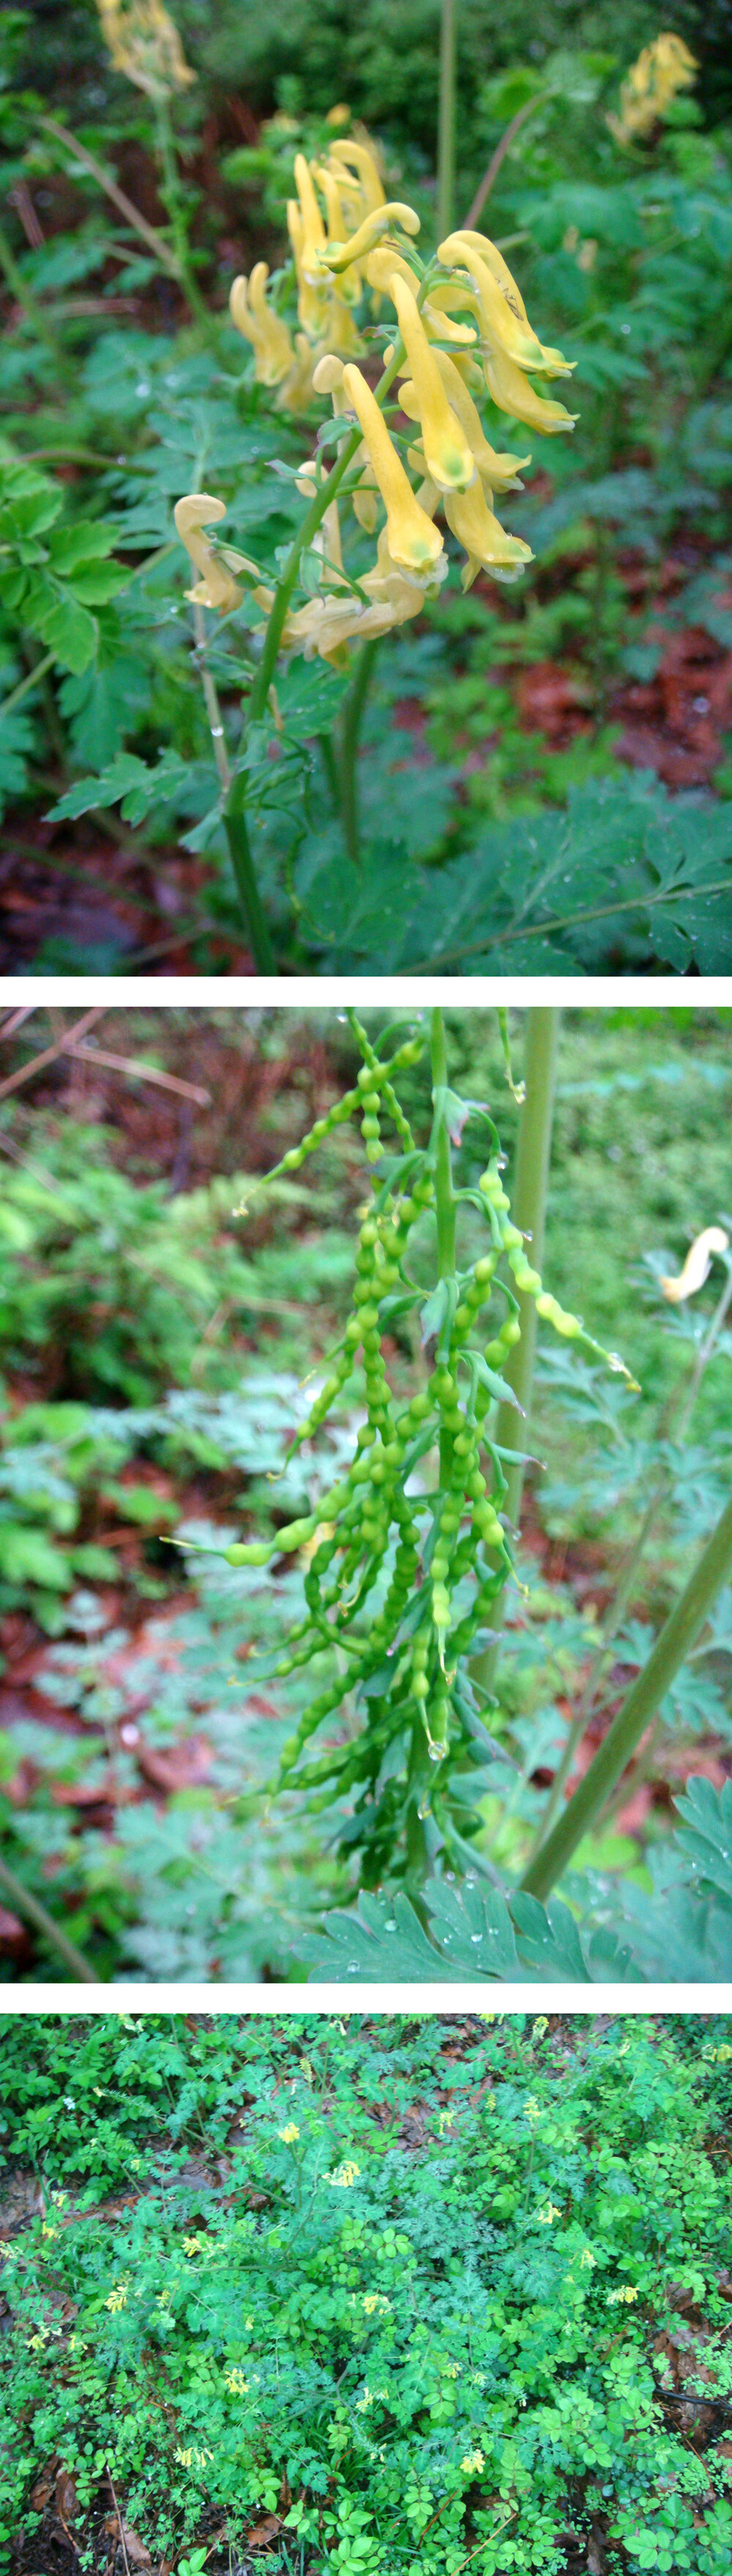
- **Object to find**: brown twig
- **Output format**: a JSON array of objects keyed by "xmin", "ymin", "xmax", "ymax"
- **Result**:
[
  {"xmin": 38, "ymin": 117, "xmax": 182, "ymax": 282},
  {"xmin": 0, "ymin": 1006, "xmax": 104, "ymax": 1101},
  {"xmin": 463, "ymin": 97, "xmax": 541, "ymax": 228},
  {"xmin": 106, "ymin": 2471, "xmax": 132, "ymax": 2576},
  {"xmin": 65, "ymin": 1043, "xmax": 212, "ymax": 1106}
]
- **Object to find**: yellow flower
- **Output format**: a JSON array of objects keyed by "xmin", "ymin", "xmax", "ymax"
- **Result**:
[
  {"xmin": 278, "ymin": 2123, "xmax": 300, "ymax": 2143},
  {"xmin": 536, "ymin": 2204, "xmax": 561, "ymax": 2225},
  {"xmin": 183, "ymin": 2237, "xmax": 203, "ymax": 2257},
  {"xmin": 525, "ymin": 2096, "xmax": 542, "ymax": 2121},
  {"xmin": 608, "ymin": 33, "xmax": 697, "ymax": 144},
  {"xmin": 96, "ymin": 0, "xmax": 194, "ymax": 97},
  {"xmin": 443, "ymin": 477, "xmax": 533, "ymax": 592},
  {"xmin": 104, "ymin": 2284, "xmax": 129, "ymax": 2311},
  {"xmin": 224, "ymin": 2368, "xmax": 250, "ymax": 2394},
  {"xmin": 318, "ymin": 201, "xmax": 420, "ymax": 277},
  {"xmin": 51, "ymin": 2192, "xmax": 67, "ymax": 2206},
  {"xmin": 660, "ymin": 1226, "xmax": 729, "ymax": 1303},
  {"xmin": 173, "ymin": 494, "xmax": 244, "ymax": 614},
  {"xmin": 362, "ymin": 2293, "xmax": 391, "ymax": 2312},
  {"xmin": 607, "ymin": 2285, "xmax": 639, "ymax": 2305},
  {"xmin": 229, "ymin": 266, "xmax": 295, "ymax": 388},
  {"xmin": 427, "ymin": 351, "xmax": 530, "ymax": 491},
  {"xmin": 327, "ymin": 2160, "xmax": 361, "ymax": 2187},
  {"xmin": 482, "ymin": 345, "xmax": 578, "ymax": 436},
  {"xmin": 389, "ymin": 274, "xmax": 474, "ymax": 492},
  {"xmin": 580, "ymin": 2249, "xmax": 596, "ymax": 2269},
  {"xmin": 175, "ymin": 2448, "xmax": 193, "ymax": 2468},
  {"xmin": 460, "ymin": 2449, "xmax": 485, "ymax": 2475},
  {"xmin": 341, "ymin": 366, "xmax": 445, "ymax": 576},
  {"xmin": 438, "ymin": 231, "xmax": 572, "ymax": 380},
  {"xmin": 41, "ymin": 2225, "xmax": 58, "ymax": 2239}
]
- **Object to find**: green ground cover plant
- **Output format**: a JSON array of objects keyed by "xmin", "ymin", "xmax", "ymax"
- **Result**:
[
  {"xmin": 1, "ymin": 7, "xmax": 731, "ymax": 969},
  {"xmin": 0, "ymin": 1005, "xmax": 731, "ymax": 1982},
  {"xmin": 1, "ymin": 2013, "xmax": 732, "ymax": 2575}
]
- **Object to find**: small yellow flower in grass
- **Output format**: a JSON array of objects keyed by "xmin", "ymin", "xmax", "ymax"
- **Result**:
[
  {"xmin": 183, "ymin": 2237, "xmax": 203, "ymax": 2257},
  {"xmin": 580, "ymin": 2249, "xmax": 596, "ymax": 2269},
  {"xmin": 51, "ymin": 2192, "xmax": 67, "ymax": 2207},
  {"xmin": 175, "ymin": 2448, "xmax": 193, "ymax": 2468},
  {"xmin": 29, "ymin": 2329, "xmax": 49, "ymax": 2349},
  {"xmin": 104, "ymin": 2284, "xmax": 129, "ymax": 2311},
  {"xmin": 460, "ymin": 2449, "xmax": 485, "ymax": 2476},
  {"xmin": 362, "ymin": 2293, "xmax": 391, "ymax": 2313},
  {"xmin": 525, "ymin": 2096, "xmax": 541, "ymax": 2121},
  {"xmin": 41, "ymin": 2225, "xmax": 58, "ymax": 2239},
  {"xmin": 437, "ymin": 2109, "xmax": 455, "ymax": 2132},
  {"xmin": 607, "ymin": 2285, "xmax": 639, "ymax": 2305},
  {"xmin": 327, "ymin": 2160, "xmax": 361, "ymax": 2187},
  {"xmin": 536, "ymin": 2204, "xmax": 561, "ymax": 2225},
  {"xmin": 278, "ymin": 2123, "xmax": 300, "ymax": 2143},
  {"xmin": 224, "ymin": 2368, "xmax": 250, "ymax": 2394}
]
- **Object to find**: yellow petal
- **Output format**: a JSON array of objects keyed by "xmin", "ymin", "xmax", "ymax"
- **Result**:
[
  {"xmin": 319, "ymin": 201, "xmax": 419, "ymax": 275},
  {"xmin": 341, "ymin": 363, "xmax": 444, "ymax": 575},
  {"xmin": 439, "ymin": 233, "xmax": 573, "ymax": 379},
  {"xmin": 660, "ymin": 1226, "xmax": 729, "ymax": 1302},
  {"xmin": 173, "ymin": 494, "xmax": 243, "ymax": 613},
  {"xmin": 328, "ymin": 137, "xmax": 386, "ymax": 215},
  {"xmin": 430, "ymin": 349, "xmax": 531, "ymax": 489},
  {"xmin": 443, "ymin": 480, "xmax": 533, "ymax": 588},
  {"xmin": 483, "ymin": 345, "xmax": 578, "ymax": 434},
  {"xmin": 389, "ymin": 272, "xmax": 474, "ymax": 491},
  {"xmin": 229, "ymin": 266, "xmax": 294, "ymax": 386}
]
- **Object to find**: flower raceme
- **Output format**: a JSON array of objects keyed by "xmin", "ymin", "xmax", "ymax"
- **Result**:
[
  {"xmin": 95, "ymin": 0, "xmax": 195, "ymax": 97},
  {"xmin": 174, "ymin": 124, "xmax": 578, "ymax": 662},
  {"xmin": 608, "ymin": 32, "xmax": 697, "ymax": 146}
]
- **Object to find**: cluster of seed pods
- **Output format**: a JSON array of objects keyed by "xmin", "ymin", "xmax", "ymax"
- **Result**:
[{"xmin": 222, "ymin": 1019, "xmax": 632, "ymax": 1883}]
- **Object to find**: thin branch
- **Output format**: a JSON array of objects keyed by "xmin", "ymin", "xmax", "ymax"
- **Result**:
[
  {"xmin": 38, "ymin": 116, "xmax": 183, "ymax": 282},
  {"xmin": 65, "ymin": 1043, "xmax": 212, "ymax": 1106},
  {"xmin": 0, "ymin": 1007, "xmax": 104, "ymax": 1101},
  {"xmin": 464, "ymin": 97, "xmax": 542, "ymax": 229},
  {"xmin": 106, "ymin": 2471, "xmax": 132, "ymax": 2576},
  {"xmin": 0, "ymin": 1853, "xmax": 100, "ymax": 1982}
]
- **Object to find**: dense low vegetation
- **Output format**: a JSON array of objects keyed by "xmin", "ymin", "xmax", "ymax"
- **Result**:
[
  {"xmin": 1, "ymin": 3, "xmax": 732, "ymax": 969},
  {"xmin": 1, "ymin": 2013, "xmax": 732, "ymax": 2575},
  {"xmin": 0, "ymin": 1005, "xmax": 731, "ymax": 1981}
]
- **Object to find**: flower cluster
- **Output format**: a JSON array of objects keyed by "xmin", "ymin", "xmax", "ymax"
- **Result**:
[
  {"xmin": 608, "ymin": 33, "xmax": 696, "ymax": 144},
  {"xmin": 277, "ymin": 2122, "xmax": 301, "ymax": 2143},
  {"xmin": 176, "ymin": 124, "xmax": 578, "ymax": 663},
  {"xmin": 460, "ymin": 2449, "xmax": 485, "ymax": 2476},
  {"xmin": 536, "ymin": 2203, "xmax": 561, "ymax": 2225},
  {"xmin": 327, "ymin": 2160, "xmax": 361, "ymax": 2188},
  {"xmin": 607, "ymin": 2285, "xmax": 639, "ymax": 2305},
  {"xmin": 223, "ymin": 2368, "xmax": 250, "ymax": 2394},
  {"xmin": 96, "ymin": 0, "xmax": 195, "ymax": 97},
  {"xmin": 361, "ymin": 2293, "xmax": 391, "ymax": 2314},
  {"xmin": 104, "ymin": 2282, "xmax": 129, "ymax": 2311}
]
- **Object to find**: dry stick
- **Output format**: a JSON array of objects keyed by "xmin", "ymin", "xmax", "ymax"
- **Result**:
[
  {"xmin": 106, "ymin": 2472, "xmax": 132, "ymax": 2576},
  {"xmin": 0, "ymin": 1853, "xmax": 100, "ymax": 1982},
  {"xmin": 0, "ymin": 1007, "xmax": 104, "ymax": 1101},
  {"xmin": 520, "ymin": 1484, "xmax": 732, "ymax": 1903},
  {"xmin": 38, "ymin": 117, "xmax": 183, "ymax": 282},
  {"xmin": 64, "ymin": 1043, "xmax": 212, "ymax": 1106},
  {"xmin": 464, "ymin": 97, "xmax": 542, "ymax": 230}
]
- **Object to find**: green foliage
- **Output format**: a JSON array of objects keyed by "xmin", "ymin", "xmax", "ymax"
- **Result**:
[
  {"xmin": 1, "ymin": 2015, "xmax": 732, "ymax": 2575},
  {"xmin": 0, "ymin": 451, "xmax": 128, "ymax": 679}
]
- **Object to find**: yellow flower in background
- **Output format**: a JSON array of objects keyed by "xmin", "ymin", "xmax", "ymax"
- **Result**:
[
  {"xmin": 278, "ymin": 2123, "xmax": 300, "ymax": 2143},
  {"xmin": 223, "ymin": 2367, "xmax": 250, "ymax": 2393},
  {"xmin": 229, "ymin": 267, "xmax": 295, "ymax": 389},
  {"xmin": 608, "ymin": 32, "xmax": 697, "ymax": 144},
  {"xmin": 104, "ymin": 2283, "xmax": 129, "ymax": 2311},
  {"xmin": 525, "ymin": 2096, "xmax": 542, "ymax": 2121},
  {"xmin": 607, "ymin": 2285, "xmax": 639, "ymax": 2304},
  {"xmin": 327, "ymin": 2160, "xmax": 361, "ymax": 2187},
  {"xmin": 536, "ymin": 2204, "xmax": 561, "ymax": 2225},
  {"xmin": 183, "ymin": 2236, "xmax": 203, "ymax": 2257},
  {"xmin": 460, "ymin": 2449, "xmax": 485, "ymax": 2475},
  {"xmin": 362, "ymin": 2293, "xmax": 391, "ymax": 2312},
  {"xmin": 660, "ymin": 1226, "xmax": 729, "ymax": 1303},
  {"xmin": 96, "ymin": 0, "xmax": 195, "ymax": 97},
  {"xmin": 580, "ymin": 2248, "xmax": 596, "ymax": 2268}
]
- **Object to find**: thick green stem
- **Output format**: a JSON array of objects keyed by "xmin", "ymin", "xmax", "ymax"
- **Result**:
[
  {"xmin": 437, "ymin": 0, "xmax": 457, "ymax": 239},
  {"xmin": 223, "ymin": 800, "xmax": 276, "ymax": 972},
  {"xmin": 0, "ymin": 1853, "xmax": 100, "ymax": 1982},
  {"xmin": 430, "ymin": 1006, "xmax": 457, "ymax": 1486},
  {"xmin": 474, "ymin": 1008, "xmax": 560, "ymax": 1693},
  {"xmin": 520, "ymin": 1485, "xmax": 732, "ymax": 1902},
  {"xmin": 338, "ymin": 635, "xmax": 379, "ymax": 866}
]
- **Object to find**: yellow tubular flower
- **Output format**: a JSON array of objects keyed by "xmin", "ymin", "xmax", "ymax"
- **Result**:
[
  {"xmin": 483, "ymin": 344, "xmax": 579, "ymax": 433},
  {"xmin": 389, "ymin": 273, "xmax": 474, "ymax": 491},
  {"xmin": 173, "ymin": 494, "xmax": 243, "ymax": 613},
  {"xmin": 293, "ymin": 152, "xmax": 327, "ymax": 280},
  {"xmin": 609, "ymin": 32, "xmax": 697, "ymax": 142},
  {"xmin": 443, "ymin": 479, "xmax": 533, "ymax": 592},
  {"xmin": 229, "ymin": 267, "xmax": 294, "ymax": 387},
  {"xmin": 660, "ymin": 1226, "xmax": 729, "ymax": 1302},
  {"xmin": 439, "ymin": 233, "xmax": 573, "ymax": 379},
  {"xmin": 97, "ymin": 0, "xmax": 194, "ymax": 94},
  {"xmin": 341, "ymin": 364, "xmax": 445, "ymax": 574},
  {"xmin": 328, "ymin": 137, "xmax": 386, "ymax": 215},
  {"xmin": 320, "ymin": 202, "xmax": 420, "ymax": 275},
  {"xmin": 425, "ymin": 349, "xmax": 530, "ymax": 489}
]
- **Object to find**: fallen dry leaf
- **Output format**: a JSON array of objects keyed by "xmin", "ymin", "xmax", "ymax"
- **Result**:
[{"xmin": 244, "ymin": 2517, "xmax": 282, "ymax": 2548}]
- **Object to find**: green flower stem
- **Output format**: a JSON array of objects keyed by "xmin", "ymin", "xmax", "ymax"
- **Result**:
[
  {"xmin": 222, "ymin": 336, "xmax": 407, "ymax": 963},
  {"xmin": 338, "ymin": 635, "xmax": 380, "ymax": 866},
  {"xmin": 520, "ymin": 1484, "xmax": 732, "ymax": 1903},
  {"xmin": 0, "ymin": 1853, "xmax": 100, "ymax": 1983},
  {"xmin": 430, "ymin": 1005, "xmax": 457, "ymax": 1486},
  {"xmin": 0, "ymin": 651, "xmax": 56, "ymax": 721},
  {"xmin": 473, "ymin": 1007, "xmax": 560, "ymax": 1694},
  {"xmin": 526, "ymin": 1263, "xmax": 732, "ymax": 1864},
  {"xmin": 438, "ymin": 0, "xmax": 457, "ymax": 239},
  {"xmin": 193, "ymin": 604, "xmax": 231, "ymax": 792},
  {"xmin": 0, "ymin": 217, "xmax": 75, "ymax": 388},
  {"xmin": 152, "ymin": 91, "xmax": 212, "ymax": 331}
]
